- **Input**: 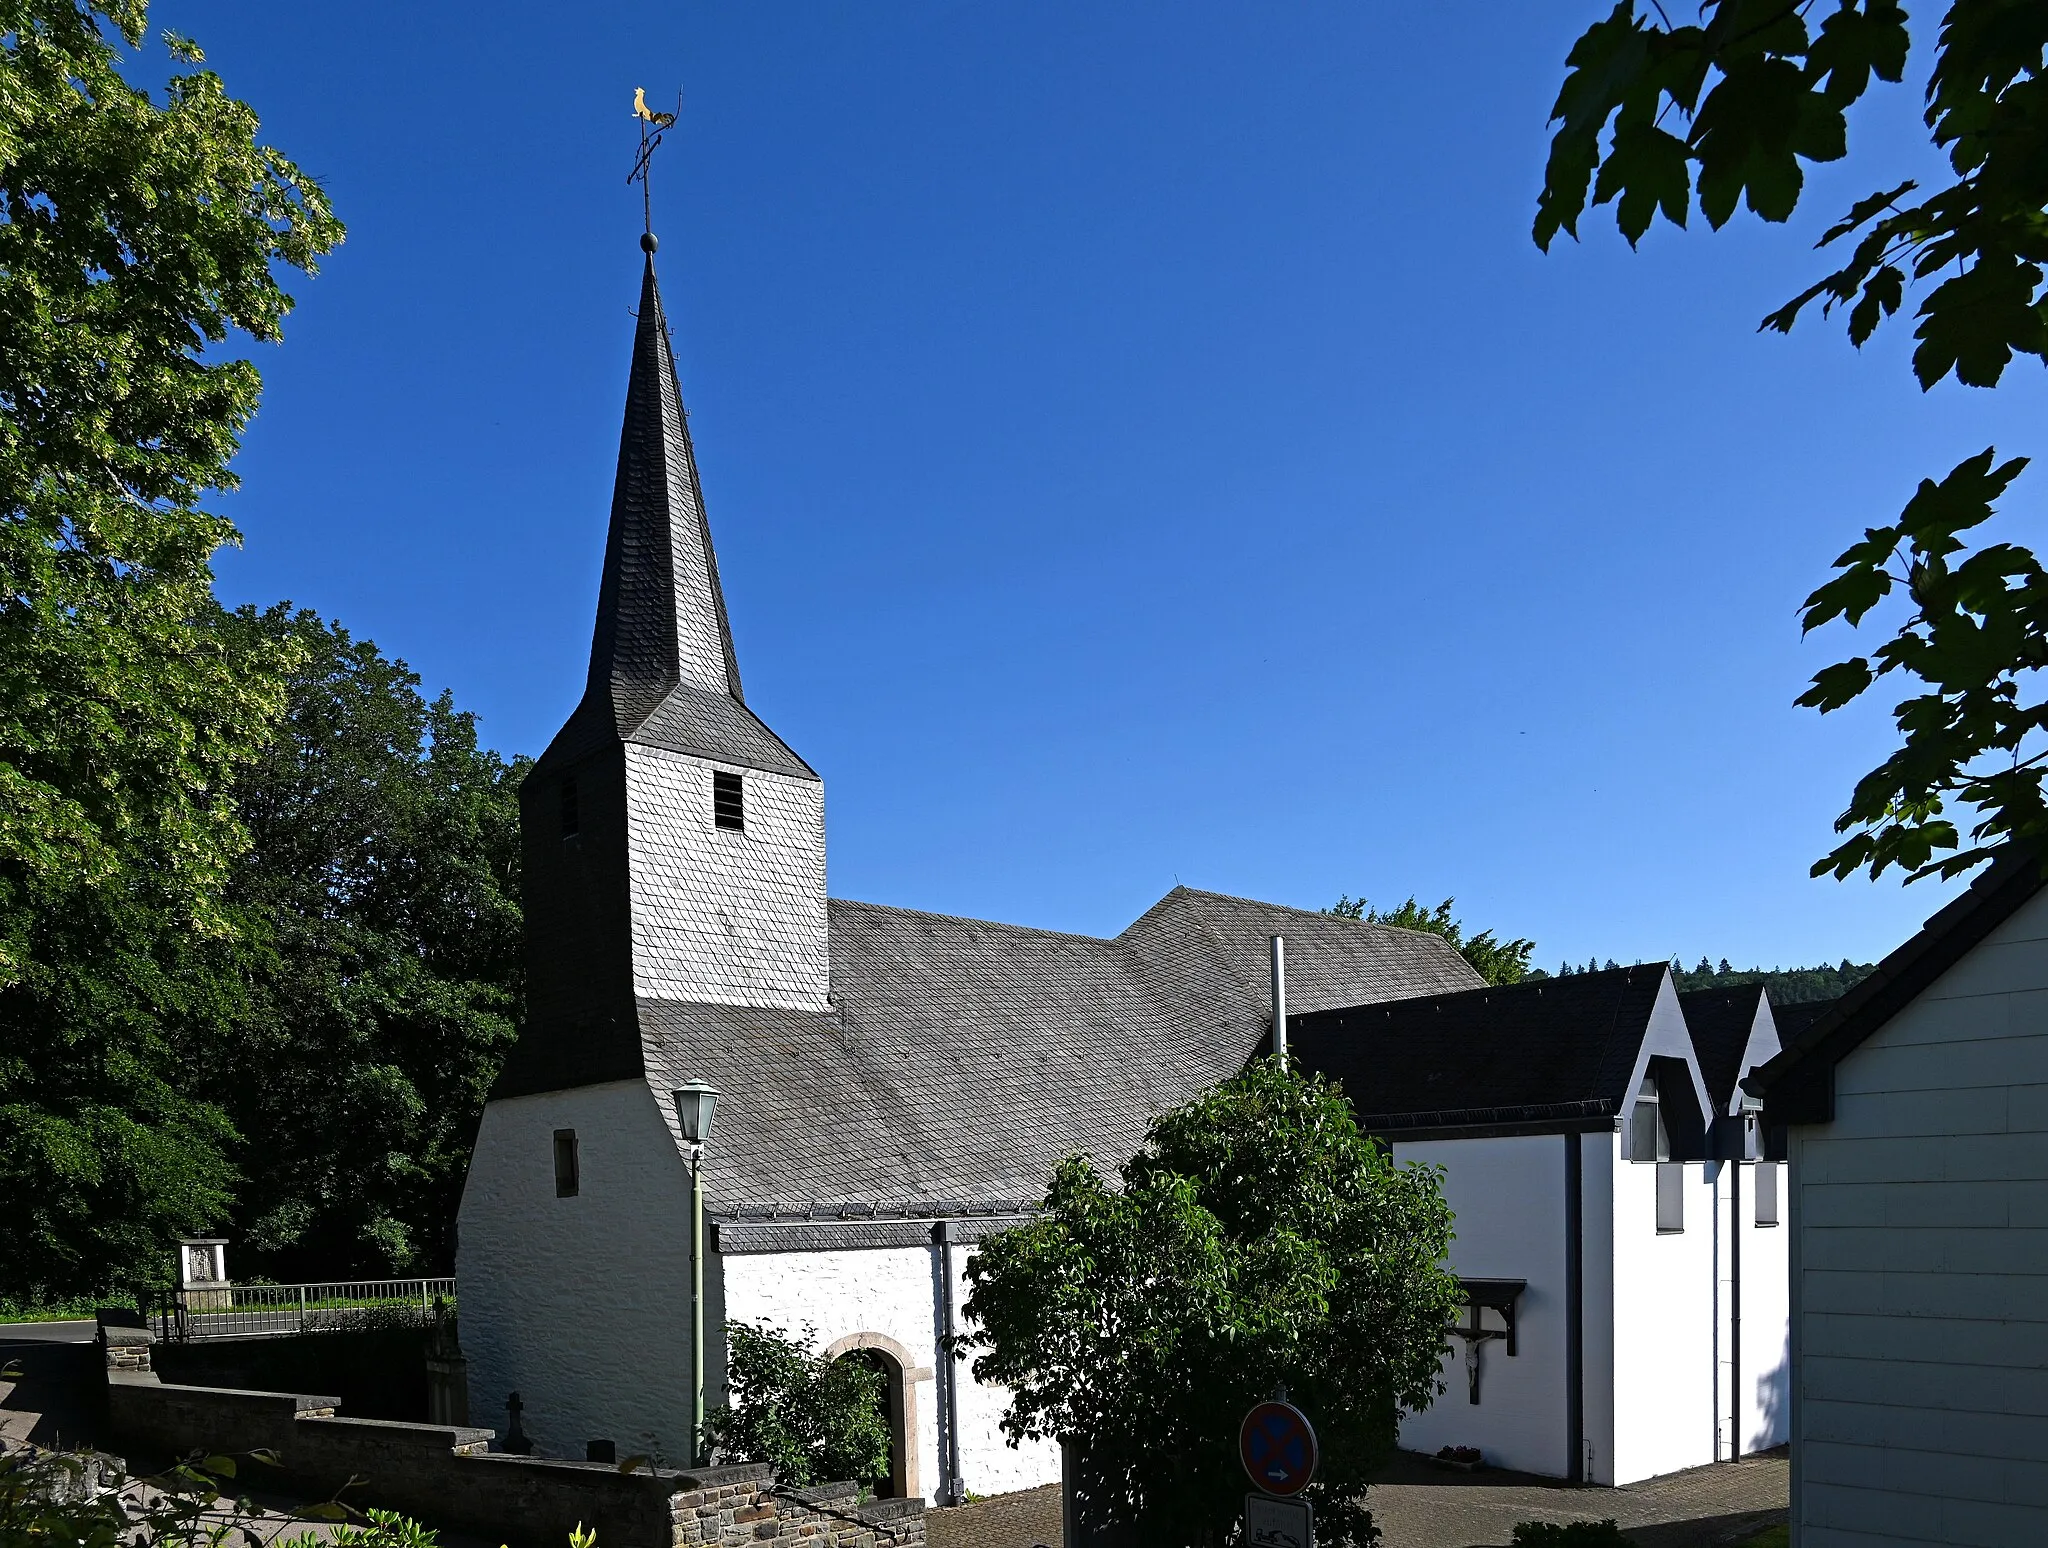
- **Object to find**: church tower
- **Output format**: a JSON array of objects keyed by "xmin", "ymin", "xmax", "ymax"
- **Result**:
[{"xmin": 517, "ymin": 239, "xmax": 827, "ymax": 1088}]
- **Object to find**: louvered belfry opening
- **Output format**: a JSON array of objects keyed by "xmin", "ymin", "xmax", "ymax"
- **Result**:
[{"xmin": 713, "ymin": 769, "xmax": 744, "ymax": 831}]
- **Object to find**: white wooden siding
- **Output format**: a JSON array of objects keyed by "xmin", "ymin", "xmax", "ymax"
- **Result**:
[{"xmin": 1791, "ymin": 885, "xmax": 2048, "ymax": 1548}]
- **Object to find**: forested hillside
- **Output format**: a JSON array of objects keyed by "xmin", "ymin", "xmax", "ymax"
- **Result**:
[{"xmin": 1553, "ymin": 956, "xmax": 1875, "ymax": 1005}]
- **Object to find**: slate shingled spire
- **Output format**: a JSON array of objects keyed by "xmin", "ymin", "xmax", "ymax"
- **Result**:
[
  {"xmin": 535, "ymin": 251, "xmax": 811, "ymax": 779},
  {"xmin": 591, "ymin": 252, "xmax": 743, "ymax": 715}
]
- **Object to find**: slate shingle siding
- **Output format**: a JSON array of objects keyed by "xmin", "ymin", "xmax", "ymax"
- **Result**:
[{"xmin": 625, "ymin": 745, "xmax": 829, "ymax": 1011}]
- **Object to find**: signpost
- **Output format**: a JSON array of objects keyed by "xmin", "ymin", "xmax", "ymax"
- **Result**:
[
  {"xmin": 1244, "ymin": 1493, "xmax": 1313, "ymax": 1548},
  {"xmin": 1240, "ymin": 1397, "xmax": 1318, "ymax": 1548},
  {"xmin": 1239, "ymin": 1399, "xmax": 1318, "ymax": 1496}
]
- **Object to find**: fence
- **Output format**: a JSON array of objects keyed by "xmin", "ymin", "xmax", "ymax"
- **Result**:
[{"xmin": 154, "ymin": 1278, "xmax": 456, "ymax": 1342}]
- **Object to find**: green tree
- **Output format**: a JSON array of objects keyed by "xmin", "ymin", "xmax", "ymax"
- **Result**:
[
  {"xmin": 204, "ymin": 606, "xmax": 525, "ymax": 1278},
  {"xmin": 1535, "ymin": 2, "xmax": 2047, "ymax": 882},
  {"xmin": 1667, "ymin": 956, "xmax": 1875, "ymax": 1002},
  {"xmin": 702, "ymin": 1321, "xmax": 893, "ymax": 1489},
  {"xmin": 1326, "ymin": 895, "xmax": 1537, "ymax": 984},
  {"xmin": 0, "ymin": 0, "xmax": 341, "ymax": 1301},
  {"xmin": 959, "ymin": 1060, "xmax": 1461, "ymax": 1548}
]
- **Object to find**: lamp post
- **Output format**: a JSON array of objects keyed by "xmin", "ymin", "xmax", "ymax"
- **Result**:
[{"xmin": 672, "ymin": 1080, "xmax": 720, "ymax": 1466}]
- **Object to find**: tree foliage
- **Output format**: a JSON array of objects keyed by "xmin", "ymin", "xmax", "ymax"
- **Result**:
[
  {"xmin": 203, "ymin": 607, "xmax": 524, "ymax": 1279},
  {"xmin": 0, "ymin": 0, "xmax": 340, "ymax": 1301},
  {"xmin": 959, "ymin": 1060, "xmax": 1461, "ymax": 1548},
  {"xmin": 702, "ymin": 1322, "xmax": 893, "ymax": 1489},
  {"xmin": 1668, "ymin": 955, "xmax": 1874, "ymax": 1001},
  {"xmin": 1536, "ymin": 1, "xmax": 2048, "ymax": 881},
  {"xmin": 1325, "ymin": 895, "xmax": 1537, "ymax": 984}
]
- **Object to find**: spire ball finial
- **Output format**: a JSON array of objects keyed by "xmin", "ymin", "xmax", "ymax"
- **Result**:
[{"xmin": 641, "ymin": 231, "xmax": 659, "ymax": 254}]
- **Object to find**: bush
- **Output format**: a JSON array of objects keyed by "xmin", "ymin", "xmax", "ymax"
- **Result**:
[
  {"xmin": 1510, "ymin": 1522, "xmax": 1637, "ymax": 1547},
  {"xmin": 701, "ymin": 1322, "xmax": 890, "ymax": 1488}
]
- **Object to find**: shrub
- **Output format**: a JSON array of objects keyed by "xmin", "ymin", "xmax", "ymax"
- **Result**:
[
  {"xmin": 1510, "ymin": 1522, "xmax": 1637, "ymax": 1547},
  {"xmin": 701, "ymin": 1322, "xmax": 891, "ymax": 1488}
]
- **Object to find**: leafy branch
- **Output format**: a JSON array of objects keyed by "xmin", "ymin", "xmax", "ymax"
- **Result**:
[{"xmin": 1537, "ymin": 1, "xmax": 2048, "ymax": 880}]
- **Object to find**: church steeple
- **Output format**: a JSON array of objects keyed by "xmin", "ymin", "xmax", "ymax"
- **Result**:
[
  {"xmin": 589, "ymin": 245, "xmax": 744, "ymax": 712},
  {"xmin": 537, "ymin": 244, "xmax": 811, "ymax": 780},
  {"xmin": 509, "ymin": 237, "xmax": 827, "ymax": 1062}
]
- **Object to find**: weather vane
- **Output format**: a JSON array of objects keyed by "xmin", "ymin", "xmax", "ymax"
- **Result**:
[{"xmin": 628, "ymin": 87, "xmax": 679, "ymax": 248}]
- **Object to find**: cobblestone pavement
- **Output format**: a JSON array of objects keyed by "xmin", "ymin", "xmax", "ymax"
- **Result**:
[
  {"xmin": 927, "ymin": 1483, "xmax": 1063, "ymax": 1548},
  {"xmin": 1367, "ymin": 1451, "xmax": 1787, "ymax": 1548},
  {"xmin": 924, "ymin": 1453, "xmax": 1787, "ymax": 1548}
]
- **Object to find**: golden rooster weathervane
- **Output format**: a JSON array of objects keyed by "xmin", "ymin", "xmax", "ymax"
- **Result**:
[{"xmin": 628, "ymin": 87, "xmax": 680, "ymax": 245}]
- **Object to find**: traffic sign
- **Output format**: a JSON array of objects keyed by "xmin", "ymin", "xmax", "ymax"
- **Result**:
[
  {"xmin": 1239, "ymin": 1399, "xmax": 1318, "ymax": 1496},
  {"xmin": 1244, "ymin": 1492, "xmax": 1312, "ymax": 1548}
]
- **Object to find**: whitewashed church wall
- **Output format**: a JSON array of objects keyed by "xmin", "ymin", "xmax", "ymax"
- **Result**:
[
  {"xmin": 1392, "ymin": 1135, "xmax": 1573, "ymax": 1478},
  {"xmin": 1789, "ymin": 884, "xmax": 2048, "ymax": 1548},
  {"xmin": 1737, "ymin": 1163, "xmax": 1790, "ymax": 1453},
  {"xmin": 721, "ymin": 1242, "xmax": 1059, "ymax": 1504},
  {"xmin": 1608, "ymin": 1133, "xmax": 1716, "ymax": 1485},
  {"xmin": 457, "ymin": 1082, "xmax": 696, "ymax": 1464},
  {"xmin": 623, "ymin": 745, "xmax": 828, "ymax": 1012}
]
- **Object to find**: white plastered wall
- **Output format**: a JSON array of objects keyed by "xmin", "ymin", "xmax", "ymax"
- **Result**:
[
  {"xmin": 1605, "ymin": 971, "xmax": 1719, "ymax": 1485},
  {"xmin": 457, "ymin": 1081, "xmax": 697, "ymax": 1463},
  {"xmin": 623, "ymin": 745, "xmax": 828, "ymax": 1012},
  {"xmin": 722, "ymin": 1241, "xmax": 1060, "ymax": 1504},
  {"xmin": 1394, "ymin": 1135, "xmax": 1573, "ymax": 1477},
  {"xmin": 1607, "ymin": 1135, "xmax": 1717, "ymax": 1484},
  {"xmin": 1737, "ymin": 1161, "xmax": 1791, "ymax": 1452}
]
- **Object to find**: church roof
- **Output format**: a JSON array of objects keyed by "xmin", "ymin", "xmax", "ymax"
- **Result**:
[
  {"xmin": 1677, "ymin": 983, "xmax": 1772, "ymax": 1117},
  {"xmin": 611, "ymin": 887, "xmax": 1482, "ymax": 1212},
  {"xmin": 1291, "ymin": 964, "xmax": 1698, "ymax": 1136},
  {"xmin": 536, "ymin": 255, "xmax": 812, "ymax": 780}
]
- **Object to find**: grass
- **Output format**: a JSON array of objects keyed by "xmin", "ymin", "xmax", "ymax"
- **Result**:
[{"xmin": 0, "ymin": 1297, "xmax": 134, "ymax": 1324}]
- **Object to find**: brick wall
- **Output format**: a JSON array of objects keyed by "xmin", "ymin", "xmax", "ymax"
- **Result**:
[{"xmin": 102, "ymin": 1332, "xmax": 921, "ymax": 1548}]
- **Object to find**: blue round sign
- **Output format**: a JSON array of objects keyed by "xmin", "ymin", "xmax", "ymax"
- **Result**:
[{"xmin": 1240, "ymin": 1399, "xmax": 1318, "ymax": 1496}]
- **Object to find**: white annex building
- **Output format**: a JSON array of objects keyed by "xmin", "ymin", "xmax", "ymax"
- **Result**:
[
  {"xmin": 458, "ymin": 244, "xmax": 1789, "ymax": 1501},
  {"xmin": 1292, "ymin": 971, "xmax": 1791, "ymax": 1484}
]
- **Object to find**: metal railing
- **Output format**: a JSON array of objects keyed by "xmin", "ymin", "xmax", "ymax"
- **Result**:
[{"xmin": 154, "ymin": 1278, "xmax": 456, "ymax": 1342}]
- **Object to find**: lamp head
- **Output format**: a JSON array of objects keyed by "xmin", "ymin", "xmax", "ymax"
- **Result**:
[{"xmin": 671, "ymin": 1080, "xmax": 720, "ymax": 1148}]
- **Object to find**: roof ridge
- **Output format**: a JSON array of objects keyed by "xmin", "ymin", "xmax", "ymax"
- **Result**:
[
  {"xmin": 1161, "ymin": 886, "xmax": 1493, "ymax": 950},
  {"xmin": 826, "ymin": 896, "xmax": 1114, "ymax": 943}
]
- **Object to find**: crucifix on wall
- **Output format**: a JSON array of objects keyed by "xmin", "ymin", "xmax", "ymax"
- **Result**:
[{"xmin": 1448, "ymin": 1278, "xmax": 1526, "ymax": 1405}]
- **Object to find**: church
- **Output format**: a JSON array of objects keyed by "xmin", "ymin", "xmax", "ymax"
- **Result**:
[{"xmin": 456, "ymin": 240, "xmax": 1789, "ymax": 1502}]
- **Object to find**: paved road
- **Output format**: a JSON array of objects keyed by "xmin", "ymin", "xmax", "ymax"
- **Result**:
[{"xmin": 0, "ymin": 1320, "xmax": 95, "ymax": 1343}]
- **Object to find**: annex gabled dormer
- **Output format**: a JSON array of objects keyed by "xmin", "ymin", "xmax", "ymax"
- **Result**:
[{"xmin": 513, "ymin": 243, "xmax": 828, "ymax": 1091}]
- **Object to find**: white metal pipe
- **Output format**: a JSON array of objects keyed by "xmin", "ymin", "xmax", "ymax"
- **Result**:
[{"xmin": 1270, "ymin": 934, "xmax": 1287, "ymax": 1064}]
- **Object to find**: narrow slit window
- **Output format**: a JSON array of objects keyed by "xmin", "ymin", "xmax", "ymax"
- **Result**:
[
  {"xmin": 560, "ymin": 779, "xmax": 580, "ymax": 839},
  {"xmin": 1629, "ymin": 1076, "xmax": 1670, "ymax": 1163},
  {"xmin": 1656, "ymin": 1161, "xmax": 1684, "ymax": 1233},
  {"xmin": 1755, "ymin": 1160, "xmax": 1780, "ymax": 1227},
  {"xmin": 553, "ymin": 1129, "xmax": 580, "ymax": 1197},
  {"xmin": 713, "ymin": 770, "xmax": 745, "ymax": 831}
]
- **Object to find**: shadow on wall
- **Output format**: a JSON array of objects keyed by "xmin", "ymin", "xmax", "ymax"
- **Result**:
[{"xmin": 1752, "ymin": 1339, "xmax": 1790, "ymax": 1450}]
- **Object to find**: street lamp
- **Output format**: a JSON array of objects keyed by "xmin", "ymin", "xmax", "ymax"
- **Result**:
[{"xmin": 672, "ymin": 1081, "xmax": 720, "ymax": 1465}]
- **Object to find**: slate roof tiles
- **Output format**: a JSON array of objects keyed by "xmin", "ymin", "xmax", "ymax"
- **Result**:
[{"xmin": 629, "ymin": 887, "xmax": 1483, "ymax": 1214}]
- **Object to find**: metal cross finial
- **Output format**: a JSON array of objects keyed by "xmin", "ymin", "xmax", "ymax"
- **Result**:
[{"xmin": 628, "ymin": 87, "xmax": 680, "ymax": 244}]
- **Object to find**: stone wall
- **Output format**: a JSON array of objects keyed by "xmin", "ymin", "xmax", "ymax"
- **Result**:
[{"xmin": 102, "ymin": 1327, "xmax": 922, "ymax": 1548}]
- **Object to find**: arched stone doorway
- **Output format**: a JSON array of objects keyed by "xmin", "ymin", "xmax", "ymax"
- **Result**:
[{"xmin": 824, "ymin": 1332, "xmax": 930, "ymax": 1500}]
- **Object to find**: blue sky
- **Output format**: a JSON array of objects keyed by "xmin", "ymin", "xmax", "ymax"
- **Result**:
[{"xmin": 172, "ymin": 1, "xmax": 2044, "ymax": 969}]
